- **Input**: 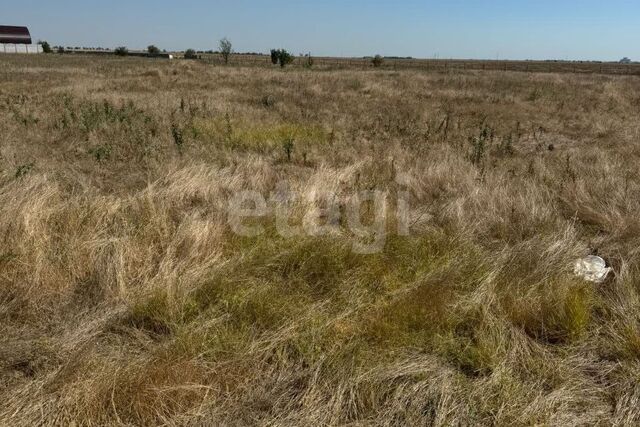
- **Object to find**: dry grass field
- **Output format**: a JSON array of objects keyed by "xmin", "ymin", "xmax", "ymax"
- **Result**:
[{"xmin": 2, "ymin": 54, "xmax": 640, "ymax": 425}]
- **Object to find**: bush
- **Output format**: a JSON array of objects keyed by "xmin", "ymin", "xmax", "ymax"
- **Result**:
[
  {"xmin": 114, "ymin": 46, "xmax": 128, "ymax": 56},
  {"xmin": 282, "ymin": 136, "xmax": 294, "ymax": 161},
  {"xmin": 270, "ymin": 49, "xmax": 279, "ymax": 65},
  {"xmin": 147, "ymin": 45, "xmax": 161, "ymax": 56},
  {"xmin": 270, "ymin": 49, "xmax": 294, "ymax": 68},
  {"xmin": 57, "ymin": 46, "xmax": 65, "ymax": 54},
  {"xmin": 40, "ymin": 41, "xmax": 52, "ymax": 54},
  {"xmin": 219, "ymin": 38, "xmax": 233, "ymax": 64},
  {"xmin": 184, "ymin": 49, "xmax": 198, "ymax": 60},
  {"xmin": 372, "ymin": 54, "xmax": 384, "ymax": 67},
  {"xmin": 279, "ymin": 50, "xmax": 294, "ymax": 68}
]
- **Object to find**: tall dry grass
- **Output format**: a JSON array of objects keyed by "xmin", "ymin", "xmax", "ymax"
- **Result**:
[{"xmin": 1, "ymin": 54, "xmax": 640, "ymax": 425}]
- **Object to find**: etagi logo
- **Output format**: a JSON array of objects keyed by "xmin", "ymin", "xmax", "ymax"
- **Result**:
[{"xmin": 227, "ymin": 175, "xmax": 411, "ymax": 254}]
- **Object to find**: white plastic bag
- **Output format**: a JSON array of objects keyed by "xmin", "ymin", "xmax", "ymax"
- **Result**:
[{"xmin": 574, "ymin": 256, "xmax": 612, "ymax": 284}]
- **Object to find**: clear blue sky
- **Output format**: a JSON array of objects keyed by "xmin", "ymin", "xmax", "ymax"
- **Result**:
[{"xmin": 5, "ymin": 0, "xmax": 640, "ymax": 61}]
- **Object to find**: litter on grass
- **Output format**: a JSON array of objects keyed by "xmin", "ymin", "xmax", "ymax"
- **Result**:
[{"xmin": 574, "ymin": 255, "xmax": 612, "ymax": 284}]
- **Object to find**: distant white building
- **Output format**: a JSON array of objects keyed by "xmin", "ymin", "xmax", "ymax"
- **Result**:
[
  {"xmin": 1, "ymin": 44, "xmax": 43, "ymax": 54},
  {"xmin": 0, "ymin": 25, "xmax": 42, "ymax": 54}
]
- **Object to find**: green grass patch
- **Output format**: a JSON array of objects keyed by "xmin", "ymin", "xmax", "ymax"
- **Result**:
[
  {"xmin": 121, "ymin": 227, "xmax": 491, "ymax": 378},
  {"xmin": 502, "ymin": 278, "xmax": 596, "ymax": 344},
  {"xmin": 191, "ymin": 117, "xmax": 327, "ymax": 152}
]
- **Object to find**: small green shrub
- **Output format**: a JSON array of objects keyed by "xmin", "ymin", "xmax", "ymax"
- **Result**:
[
  {"xmin": 282, "ymin": 136, "xmax": 294, "ymax": 161},
  {"xmin": 40, "ymin": 41, "xmax": 52, "ymax": 54},
  {"xmin": 15, "ymin": 163, "xmax": 34, "ymax": 178},
  {"xmin": 89, "ymin": 145, "xmax": 112, "ymax": 162},
  {"xmin": 114, "ymin": 46, "xmax": 128, "ymax": 56},
  {"xmin": 280, "ymin": 50, "xmax": 294, "ymax": 68},
  {"xmin": 270, "ymin": 49, "xmax": 294, "ymax": 68}
]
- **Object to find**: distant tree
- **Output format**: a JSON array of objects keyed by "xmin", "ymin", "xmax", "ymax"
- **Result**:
[
  {"xmin": 114, "ymin": 46, "xmax": 129, "ymax": 56},
  {"xmin": 270, "ymin": 49, "xmax": 294, "ymax": 68},
  {"xmin": 372, "ymin": 54, "xmax": 384, "ymax": 67},
  {"xmin": 57, "ymin": 46, "xmax": 65, "ymax": 54},
  {"xmin": 219, "ymin": 37, "xmax": 233, "ymax": 64},
  {"xmin": 270, "ymin": 49, "xmax": 279, "ymax": 65},
  {"xmin": 40, "ymin": 41, "xmax": 52, "ymax": 54},
  {"xmin": 184, "ymin": 49, "xmax": 198, "ymax": 59},
  {"xmin": 279, "ymin": 50, "xmax": 294, "ymax": 68},
  {"xmin": 147, "ymin": 45, "xmax": 161, "ymax": 56}
]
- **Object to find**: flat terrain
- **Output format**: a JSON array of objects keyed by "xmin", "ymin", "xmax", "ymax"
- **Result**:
[
  {"xmin": 201, "ymin": 53, "xmax": 640, "ymax": 76},
  {"xmin": 2, "ymin": 54, "xmax": 640, "ymax": 425},
  {"xmin": 62, "ymin": 49, "xmax": 640, "ymax": 75}
]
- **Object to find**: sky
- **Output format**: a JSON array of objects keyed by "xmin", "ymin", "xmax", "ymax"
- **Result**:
[{"xmin": 4, "ymin": 0, "xmax": 640, "ymax": 61}]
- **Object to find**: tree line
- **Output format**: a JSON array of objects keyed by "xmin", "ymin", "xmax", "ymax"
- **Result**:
[{"xmin": 40, "ymin": 38, "xmax": 388, "ymax": 68}]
